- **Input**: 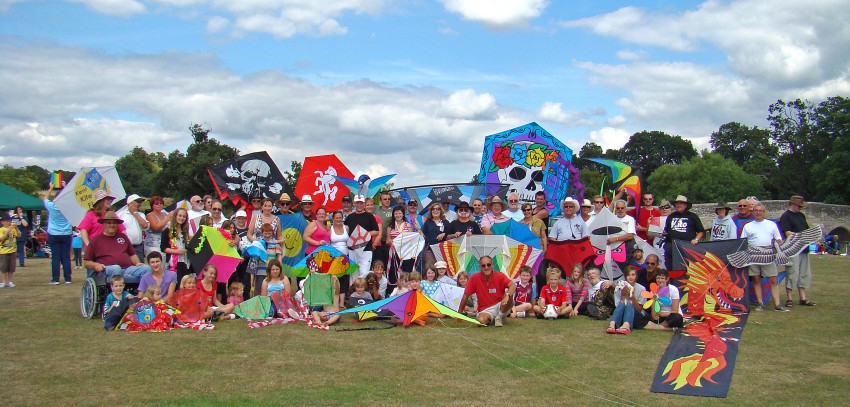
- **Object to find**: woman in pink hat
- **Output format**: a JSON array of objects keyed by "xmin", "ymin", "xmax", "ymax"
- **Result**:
[{"xmin": 78, "ymin": 189, "xmax": 126, "ymax": 247}]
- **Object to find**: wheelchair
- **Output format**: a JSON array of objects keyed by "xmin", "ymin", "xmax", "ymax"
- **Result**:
[{"xmin": 80, "ymin": 269, "xmax": 140, "ymax": 319}]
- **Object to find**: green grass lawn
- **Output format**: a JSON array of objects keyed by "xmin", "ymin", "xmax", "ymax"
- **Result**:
[{"xmin": 1, "ymin": 256, "xmax": 848, "ymax": 406}]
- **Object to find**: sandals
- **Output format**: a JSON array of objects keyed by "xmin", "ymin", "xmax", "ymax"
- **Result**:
[
  {"xmin": 616, "ymin": 328, "xmax": 631, "ymax": 335},
  {"xmin": 799, "ymin": 299, "xmax": 816, "ymax": 306},
  {"xmin": 605, "ymin": 328, "xmax": 617, "ymax": 334},
  {"xmin": 785, "ymin": 300, "xmax": 794, "ymax": 308}
]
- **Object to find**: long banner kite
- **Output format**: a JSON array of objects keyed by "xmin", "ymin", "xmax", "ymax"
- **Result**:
[{"xmin": 651, "ymin": 239, "xmax": 748, "ymax": 398}]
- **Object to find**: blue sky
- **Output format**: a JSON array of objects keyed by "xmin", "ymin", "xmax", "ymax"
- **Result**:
[{"xmin": 1, "ymin": 0, "xmax": 848, "ymax": 187}]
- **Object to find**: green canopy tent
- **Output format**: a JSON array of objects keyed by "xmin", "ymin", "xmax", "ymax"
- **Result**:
[{"xmin": 0, "ymin": 182, "xmax": 44, "ymax": 211}]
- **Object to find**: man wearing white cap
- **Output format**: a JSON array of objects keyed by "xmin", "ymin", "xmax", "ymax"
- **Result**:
[
  {"xmin": 344, "ymin": 195, "xmax": 379, "ymax": 276},
  {"xmin": 300, "ymin": 194, "xmax": 316, "ymax": 221},
  {"xmin": 116, "ymin": 194, "xmax": 150, "ymax": 257},
  {"xmin": 548, "ymin": 197, "xmax": 588, "ymax": 242}
]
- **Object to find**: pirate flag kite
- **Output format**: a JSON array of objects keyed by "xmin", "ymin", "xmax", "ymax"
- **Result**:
[{"xmin": 207, "ymin": 151, "xmax": 290, "ymax": 209}]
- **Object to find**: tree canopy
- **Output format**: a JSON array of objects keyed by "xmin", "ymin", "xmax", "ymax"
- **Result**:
[
  {"xmin": 647, "ymin": 151, "xmax": 764, "ymax": 203},
  {"xmin": 615, "ymin": 130, "xmax": 697, "ymax": 178}
]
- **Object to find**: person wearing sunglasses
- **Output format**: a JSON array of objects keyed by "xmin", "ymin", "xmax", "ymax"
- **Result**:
[
  {"xmin": 187, "ymin": 194, "xmax": 210, "ymax": 236},
  {"xmin": 446, "ymin": 201, "xmax": 482, "ymax": 239},
  {"xmin": 619, "ymin": 191, "xmax": 660, "ymax": 242},
  {"xmin": 456, "ymin": 256, "xmax": 516, "ymax": 327},
  {"xmin": 732, "ymin": 197, "xmax": 757, "ymax": 237},
  {"xmin": 503, "ymin": 193, "xmax": 524, "ymax": 221},
  {"xmin": 209, "ymin": 200, "xmax": 226, "ymax": 227},
  {"xmin": 587, "ymin": 195, "xmax": 607, "ymax": 224}
]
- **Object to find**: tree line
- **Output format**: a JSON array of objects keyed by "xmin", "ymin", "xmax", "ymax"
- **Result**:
[{"xmin": 3, "ymin": 96, "xmax": 847, "ymax": 205}]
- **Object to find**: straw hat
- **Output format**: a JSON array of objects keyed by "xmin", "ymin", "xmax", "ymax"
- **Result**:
[{"xmin": 97, "ymin": 211, "xmax": 124, "ymax": 224}]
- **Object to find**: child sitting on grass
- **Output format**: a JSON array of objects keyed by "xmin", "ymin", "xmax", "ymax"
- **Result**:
[
  {"xmin": 389, "ymin": 272, "xmax": 410, "ymax": 297},
  {"xmin": 179, "ymin": 274, "xmax": 196, "ymax": 290},
  {"xmin": 456, "ymin": 271, "xmax": 476, "ymax": 316},
  {"xmin": 349, "ymin": 277, "xmax": 373, "ymax": 304},
  {"xmin": 197, "ymin": 264, "xmax": 235, "ymax": 322},
  {"xmin": 510, "ymin": 266, "xmax": 536, "ymax": 318},
  {"xmin": 566, "ymin": 263, "xmax": 590, "ymax": 316},
  {"xmin": 533, "ymin": 268, "xmax": 572, "ymax": 319},
  {"xmin": 309, "ymin": 275, "xmax": 341, "ymax": 329},
  {"xmin": 368, "ymin": 260, "xmax": 389, "ymax": 299},
  {"xmin": 420, "ymin": 268, "xmax": 441, "ymax": 298},
  {"xmin": 434, "ymin": 261, "xmax": 457, "ymax": 286},
  {"xmin": 644, "ymin": 269, "xmax": 683, "ymax": 331},
  {"xmin": 227, "ymin": 282, "xmax": 244, "ymax": 307},
  {"xmin": 606, "ymin": 266, "xmax": 646, "ymax": 335},
  {"xmin": 104, "ymin": 275, "xmax": 136, "ymax": 330},
  {"xmin": 141, "ymin": 285, "xmax": 162, "ymax": 303}
]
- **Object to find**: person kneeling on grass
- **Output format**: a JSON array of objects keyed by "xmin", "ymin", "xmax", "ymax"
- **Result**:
[
  {"xmin": 606, "ymin": 266, "xmax": 647, "ymax": 335},
  {"xmin": 533, "ymin": 268, "xmax": 572, "ymax": 319},
  {"xmin": 456, "ymin": 256, "xmax": 515, "ymax": 327},
  {"xmin": 644, "ymin": 269, "xmax": 683, "ymax": 331},
  {"xmin": 197, "ymin": 264, "xmax": 236, "ymax": 322}
]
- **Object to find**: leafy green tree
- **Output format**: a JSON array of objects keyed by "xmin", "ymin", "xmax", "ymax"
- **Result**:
[
  {"xmin": 647, "ymin": 151, "xmax": 764, "ymax": 203},
  {"xmin": 116, "ymin": 147, "xmax": 165, "ymax": 197},
  {"xmin": 579, "ymin": 142, "xmax": 604, "ymax": 158},
  {"xmin": 153, "ymin": 124, "xmax": 238, "ymax": 198},
  {"xmin": 21, "ymin": 165, "xmax": 51, "ymax": 188},
  {"xmin": 0, "ymin": 165, "xmax": 40, "ymax": 196},
  {"xmin": 709, "ymin": 122, "xmax": 778, "ymax": 197},
  {"xmin": 811, "ymin": 96, "xmax": 850, "ymax": 203},
  {"xmin": 618, "ymin": 130, "xmax": 697, "ymax": 177},
  {"xmin": 283, "ymin": 160, "xmax": 302, "ymax": 192}
]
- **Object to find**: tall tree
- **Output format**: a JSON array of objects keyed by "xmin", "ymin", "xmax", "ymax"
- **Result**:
[
  {"xmin": 115, "ymin": 146, "xmax": 165, "ymax": 197},
  {"xmin": 709, "ymin": 122, "xmax": 778, "ymax": 197},
  {"xmin": 810, "ymin": 96, "xmax": 850, "ymax": 203},
  {"xmin": 618, "ymin": 130, "xmax": 697, "ymax": 177},
  {"xmin": 647, "ymin": 151, "xmax": 764, "ymax": 203},
  {"xmin": 0, "ymin": 165, "xmax": 40, "ymax": 196},
  {"xmin": 21, "ymin": 165, "xmax": 51, "ymax": 188},
  {"xmin": 283, "ymin": 160, "xmax": 302, "ymax": 192},
  {"xmin": 153, "ymin": 124, "xmax": 239, "ymax": 198}
]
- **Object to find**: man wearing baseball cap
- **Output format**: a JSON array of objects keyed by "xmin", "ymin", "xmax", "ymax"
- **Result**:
[
  {"xmin": 344, "ymin": 195, "xmax": 379, "ymax": 276},
  {"xmin": 341, "ymin": 195, "xmax": 353, "ymax": 220},
  {"xmin": 300, "ymin": 194, "xmax": 316, "ymax": 221},
  {"xmin": 117, "ymin": 194, "xmax": 150, "ymax": 257}
]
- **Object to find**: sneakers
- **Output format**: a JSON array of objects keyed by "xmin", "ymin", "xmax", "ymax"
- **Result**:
[
  {"xmin": 6, "ymin": 282, "xmax": 15, "ymax": 288},
  {"xmin": 754, "ymin": 304, "xmax": 764, "ymax": 311},
  {"xmin": 516, "ymin": 311, "xmax": 526, "ymax": 318},
  {"xmin": 49, "ymin": 281, "xmax": 60, "ymax": 285},
  {"xmin": 0, "ymin": 283, "xmax": 5, "ymax": 288},
  {"xmin": 494, "ymin": 313, "xmax": 504, "ymax": 327},
  {"xmin": 774, "ymin": 305, "xmax": 791, "ymax": 312},
  {"xmin": 65, "ymin": 281, "xmax": 72, "ymax": 285}
]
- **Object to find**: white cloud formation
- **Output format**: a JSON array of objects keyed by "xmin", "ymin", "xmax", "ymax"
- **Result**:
[
  {"xmin": 0, "ymin": 44, "xmax": 522, "ymax": 186},
  {"xmin": 62, "ymin": 0, "xmax": 388, "ymax": 38},
  {"xmin": 70, "ymin": 0, "xmax": 146, "ymax": 16},
  {"xmin": 441, "ymin": 0, "xmax": 549, "ymax": 29},
  {"xmin": 563, "ymin": 0, "xmax": 850, "ymax": 88},
  {"xmin": 536, "ymin": 102, "xmax": 595, "ymax": 127},
  {"xmin": 588, "ymin": 127, "xmax": 630, "ymax": 152}
]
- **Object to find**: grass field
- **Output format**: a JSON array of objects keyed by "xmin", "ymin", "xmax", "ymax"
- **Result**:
[{"xmin": 1, "ymin": 256, "xmax": 849, "ymax": 406}]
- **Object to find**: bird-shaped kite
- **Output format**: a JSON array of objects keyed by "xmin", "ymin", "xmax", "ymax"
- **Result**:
[
  {"xmin": 727, "ymin": 226, "xmax": 822, "ymax": 268},
  {"xmin": 333, "ymin": 173, "xmax": 396, "ymax": 198}
]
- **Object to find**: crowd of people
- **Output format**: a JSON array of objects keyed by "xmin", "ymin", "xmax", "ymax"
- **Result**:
[{"xmin": 0, "ymin": 181, "xmax": 821, "ymax": 332}]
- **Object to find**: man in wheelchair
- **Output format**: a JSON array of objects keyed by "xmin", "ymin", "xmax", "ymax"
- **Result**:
[{"xmin": 83, "ymin": 211, "xmax": 151, "ymax": 283}]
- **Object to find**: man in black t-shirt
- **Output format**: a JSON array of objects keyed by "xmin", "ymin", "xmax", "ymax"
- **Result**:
[
  {"xmin": 778, "ymin": 195, "xmax": 815, "ymax": 307},
  {"xmin": 664, "ymin": 195, "xmax": 704, "ymax": 268},
  {"xmin": 344, "ymin": 195, "xmax": 379, "ymax": 278},
  {"xmin": 446, "ymin": 201, "xmax": 482, "ymax": 238}
]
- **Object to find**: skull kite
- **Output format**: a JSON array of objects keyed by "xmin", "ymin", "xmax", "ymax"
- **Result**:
[{"xmin": 240, "ymin": 159, "xmax": 271, "ymax": 197}]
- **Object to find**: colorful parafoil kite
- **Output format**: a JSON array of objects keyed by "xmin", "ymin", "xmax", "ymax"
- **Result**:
[{"xmin": 333, "ymin": 290, "xmax": 482, "ymax": 326}]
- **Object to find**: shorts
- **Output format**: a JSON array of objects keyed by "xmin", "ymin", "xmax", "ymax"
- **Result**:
[
  {"xmin": 477, "ymin": 300, "xmax": 510, "ymax": 324},
  {"xmin": 785, "ymin": 253, "xmax": 811, "ymax": 289},
  {"xmin": 748, "ymin": 263, "xmax": 778, "ymax": 278},
  {"xmin": 0, "ymin": 253, "xmax": 15, "ymax": 273}
]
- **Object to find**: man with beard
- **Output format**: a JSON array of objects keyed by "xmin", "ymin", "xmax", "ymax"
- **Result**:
[{"xmin": 663, "ymin": 195, "xmax": 704, "ymax": 269}]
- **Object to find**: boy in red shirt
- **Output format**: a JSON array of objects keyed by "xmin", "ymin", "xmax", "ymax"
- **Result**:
[{"xmin": 533, "ymin": 268, "xmax": 572, "ymax": 319}]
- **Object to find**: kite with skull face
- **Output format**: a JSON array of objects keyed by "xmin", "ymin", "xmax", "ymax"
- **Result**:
[{"xmin": 208, "ymin": 151, "xmax": 288, "ymax": 207}]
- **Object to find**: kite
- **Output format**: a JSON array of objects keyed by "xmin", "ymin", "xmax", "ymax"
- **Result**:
[
  {"xmin": 291, "ymin": 244, "xmax": 358, "ymax": 278},
  {"xmin": 50, "ymin": 172, "xmax": 63, "ymax": 189},
  {"xmin": 169, "ymin": 288, "xmax": 210, "ymax": 324},
  {"xmin": 651, "ymin": 239, "xmax": 749, "ymax": 398},
  {"xmin": 431, "ymin": 234, "xmax": 541, "ymax": 279},
  {"xmin": 187, "ymin": 225, "xmax": 242, "ymax": 284},
  {"xmin": 53, "ymin": 166, "xmax": 126, "ymax": 227},
  {"xmin": 544, "ymin": 238, "xmax": 596, "ymax": 274},
  {"xmin": 207, "ymin": 151, "xmax": 289, "ymax": 209},
  {"xmin": 332, "ymin": 290, "xmax": 483, "ymax": 326},
  {"xmin": 388, "ymin": 183, "xmax": 510, "ymax": 216},
  {"xmin": 117, "ymin": 300, "xmax": 179, "ymax": 332},
  {"xmin": 303, "ymin": 273, "xmax": 337, "ymax": 307},
  {"xmin": 587, "ymin": 158, "xmax": 642, "ymax": 215},
  {"xmin": 391, "ymin": 231, "xmax": 426, "ymax": 261},
  {"xmin": 727, "ymin": 225, "xmax": 821, "ymax": 267},
  {"xmin": 430, "ymin": 283, "xmax": 466, "ymax": 312},
  {"xmin": 242, "ymin": 240, "xmax": 268, "ymax": 263},
  {"xmin": 347, "ymin": 225, "xmax": 371, "ymax": 251},
  {"xmin": 279, "ymin": 213, "xmax": 308, "ymax": 277},
  {"xmin": 478, "ymin": 122, "xmax": 576, "ymax": 218},
  {"xmin": 294, "ymin": 155, "xmax": 354, "ymax": 212},
  {"xmin": 587, "ymin": 209, "xmax": 630, "ymax": 280},
  {"xmin": 333, "ymin": 173, "xmax": 396, "ymax": 199},
  {"xmin": 634, "ymin": 235, "xmax": 665, "ymax": 269},
  {"xmin": 489, "ymin": 219, "xmax": 543, "ymax": 249}
]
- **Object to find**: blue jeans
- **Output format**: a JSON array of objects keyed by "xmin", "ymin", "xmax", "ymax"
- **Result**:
[
  {"xmin": 103, "ymin": 264, "xmax": 151, "ymax": 284},
  {"xmin": 48, "ymin": 234, "xmax": 72, "ymax": 283},
  {"xmin": 610, "ymin": 301, "xmax": 635, "ymax": 329},
  {"xmin": 16, "ymin": 241, "xmax": 26, "ymax": 266}
]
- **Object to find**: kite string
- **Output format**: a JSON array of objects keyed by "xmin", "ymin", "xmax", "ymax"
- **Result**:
[{"xmin": 427, "ymin": 321, "xmax": 646, "ymax": 407}]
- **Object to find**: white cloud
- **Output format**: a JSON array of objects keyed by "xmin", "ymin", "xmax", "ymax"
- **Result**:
[
  {"xmin": 536, "ymin": 102, "xmax": 594, "ymax": 127},
  {"xmin": 206, "ymin": 16, "xmax": 229, "ymax": 33},
  {"xmin": 588, "ymin": 127, "xmax": 630, "ymax": 152},
  {"xmin": 0, "ymin": 44, "xmax": 523, "ymax": 186},
  {"xmin": 70, "ymin": 0, "xmax": 146, "ymax": 16},
  {"xmin": 439, "ymin": 89, "xmax": 497, "ymax": 120},
  {"xmin": 563, "ymin": 0, "xmax": 850, "ymax": 88},
  {"xmin": 441, "ymin": 0, "xmax": 549, "ymax": 30}
]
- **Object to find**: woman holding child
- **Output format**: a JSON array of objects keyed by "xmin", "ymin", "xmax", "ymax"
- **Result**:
[
  {"xmin": 137, "ymin": 251, "xmax": 177, "ymax": 302},
  {"xmin": 247, "ymin": 198, "xmax": 282, "ymax": 244}
]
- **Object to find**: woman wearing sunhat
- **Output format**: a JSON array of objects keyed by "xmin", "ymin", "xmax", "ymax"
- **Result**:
[
  {"xmin": 710, "ymin": 201, "xmax": 737, "ymax": 241},
  {"xmin": 663, "ymin": 195, "xmax": 704, "ymax": 268},
  {"xmin": 79, "ymin": 189, "xmax": 125, "ymax": 247}
]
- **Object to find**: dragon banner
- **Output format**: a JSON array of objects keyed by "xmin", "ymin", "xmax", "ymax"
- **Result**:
[{"xmin": 651, "ymin": 239, "xmax": 748, "ymax": 398}]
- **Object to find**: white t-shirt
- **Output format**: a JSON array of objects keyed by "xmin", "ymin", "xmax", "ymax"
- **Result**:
[
  {"xmin": 116, "ymin": 207, "xmax": 144, "ymax": 245},
  {"xmin": 659, "ymin": 284, "xmax": 683, "ymax": 314},
  {"xmin": 616, "ymin": 214, "xmax": 637, "ymax": 234},
  {"xmin": 741, "ymin": 219, "xmax": 782, "ymax": 247},
  {"xmin": 503, "ymin": 209, "xmax": 524, "ymax": 222}
]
